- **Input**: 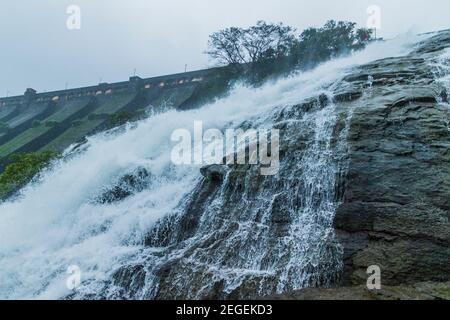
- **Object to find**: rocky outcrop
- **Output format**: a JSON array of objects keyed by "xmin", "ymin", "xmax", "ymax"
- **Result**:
[
  {"xmin": 97, "ymin": 167, "xmax": 151, "ymax": 204},
  {"xmin": 333, "ymin": 31, "xmax": 450, "ymax": 288},
  {"xmin": 200, "ymin": 164, "xmax": 229, "ymax": 182}
]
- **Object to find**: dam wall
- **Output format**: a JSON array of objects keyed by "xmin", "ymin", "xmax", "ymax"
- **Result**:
[
  {"xmin": 0, "ymin": 67, "xmax": 224, "ymax": 163},
  {"xmin": 0, "ymin": 68, "xmax": 219, "ymax": 107}
]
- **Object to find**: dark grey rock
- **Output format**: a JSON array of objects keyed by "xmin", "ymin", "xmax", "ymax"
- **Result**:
[
  {"xmin": 97, "ymin": 167, "xmax": 150, "ymax": 203},
  {"xmin": 333, "ymin": 32, "xmax": 450, "ymax": 287},
  {"xmin": 265, "ymin": 282, "xmax": 450, "ymax": 300},
  {"xmin": 200, "ymin": 164, "xmax": 229, "ymax": 182}
]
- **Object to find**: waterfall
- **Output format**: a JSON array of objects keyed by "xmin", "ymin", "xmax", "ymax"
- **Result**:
[
  {"xmin": 0, "ymin": 35, "xmax": 424, "ymax": 299},
  {"xmin": 431, "ymin": 48, "xmax": 450, "ymax": 104}
]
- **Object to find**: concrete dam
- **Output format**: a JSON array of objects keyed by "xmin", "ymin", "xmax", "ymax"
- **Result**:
[{"xmin": 0, "ymin": 68, "xmax": 222, "ymax": 161}]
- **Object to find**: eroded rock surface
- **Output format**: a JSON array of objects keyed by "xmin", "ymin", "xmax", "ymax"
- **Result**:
[{"xmin": 333, "ymin": 31, "xmax": 450, "ymax": 288}]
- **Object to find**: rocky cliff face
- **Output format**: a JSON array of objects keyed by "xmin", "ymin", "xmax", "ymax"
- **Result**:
[
  {"xmin": 269, "ymin": 32, "xmax": 450, "ymax": 300},
  {"xmin": 334, "ymin": 32, "xmax": 450, "ymax": 288}
]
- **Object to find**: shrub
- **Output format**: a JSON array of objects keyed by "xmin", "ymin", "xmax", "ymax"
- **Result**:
[
  {"xmin": 0, "ymin": 151, "xmax": 59, "ymax": 200},
  {"xmin": 108, "ymin": 111, "xmax": 133, "ymax": 127}
]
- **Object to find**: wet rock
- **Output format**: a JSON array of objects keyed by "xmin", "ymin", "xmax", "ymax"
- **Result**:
[
  {"xmin": 333, "ymin": 91, "xmax": 363, "ymax": 103},
  {"xmin": 440, "ymin": 90, "xmax": 448, "ymax": 103},
  {"xmin": 334, "ymin": 31, "xmax": 450, "ymax": 287},
  {"xmin": 265, "ymin": 282, "xmax": 450, "ymax": 300},
  {"xmin": 111, "ymin": 264, "xmax": 147, "ymax": 298},
  {"xmin": 200, "ymin": 164, "xmax": 229, "ymax": 182},
  {"xmin": 270, "ymin": 194, "xmax": 291, "ymax": 224},
  {"xmin": 97, "ymin": 167, "xmax": 150, "ymax": 203}
]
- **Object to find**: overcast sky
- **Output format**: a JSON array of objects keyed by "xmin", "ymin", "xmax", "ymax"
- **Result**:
[{"xmin": 1, "ymin": 0, "xmax": 449, "ymax": 96}]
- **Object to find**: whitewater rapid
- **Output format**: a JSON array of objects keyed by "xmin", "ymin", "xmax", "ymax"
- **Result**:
[{"xmin": 0, "ymin": 34, "xmax": 426, "ymax": 299}]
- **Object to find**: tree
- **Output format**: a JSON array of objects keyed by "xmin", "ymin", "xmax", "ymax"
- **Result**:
[
  {"xmin": 354, "ymin": 27, "xmax": 375, "ymax": 50},
  {"xmin": 292, "ymin": 20, "xmax": 374, "ymax": 67},
  {"xmin": 242, "ymin": 21, "xmax": 296, "ymax": 62},
  {"xmin": 206, "ymin": 21, "xmax": 296, "ymax": 66},
  {"xmin": 206, "ymin": 27, "xmax": 246, "ymax": 65},
  {"xmin": 205, "ymin": 20, "xmax": 375, "ymax": 82}
]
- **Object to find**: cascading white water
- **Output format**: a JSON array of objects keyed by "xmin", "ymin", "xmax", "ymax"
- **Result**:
[
  {"xmin": 432, "ymin": 48, "xmax": 450, "ymax": 102},
  {"xmin": 0, "ymin": 35, "xmax": 425, "ymax": 299},
  {"xmin": 428, "ymin": 47, "xmax": 450, "ymax": 136}
]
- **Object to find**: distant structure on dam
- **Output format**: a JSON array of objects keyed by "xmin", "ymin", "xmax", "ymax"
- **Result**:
[{"xmin": 0, "ymin": 67, "xmax": 222, "ymax": 161}]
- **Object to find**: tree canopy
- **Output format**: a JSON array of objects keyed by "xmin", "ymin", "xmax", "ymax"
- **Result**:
[
  {"xmin": 206, "ymin": 21, "xmax": 296, "ymax": 65},
  {"xmin": 206, "ymin": 20, "xmax": 374, "ymax": 70},
  {"xmin": 292, "ymin": 20, "xmax": 373, "ymax": 66}
]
